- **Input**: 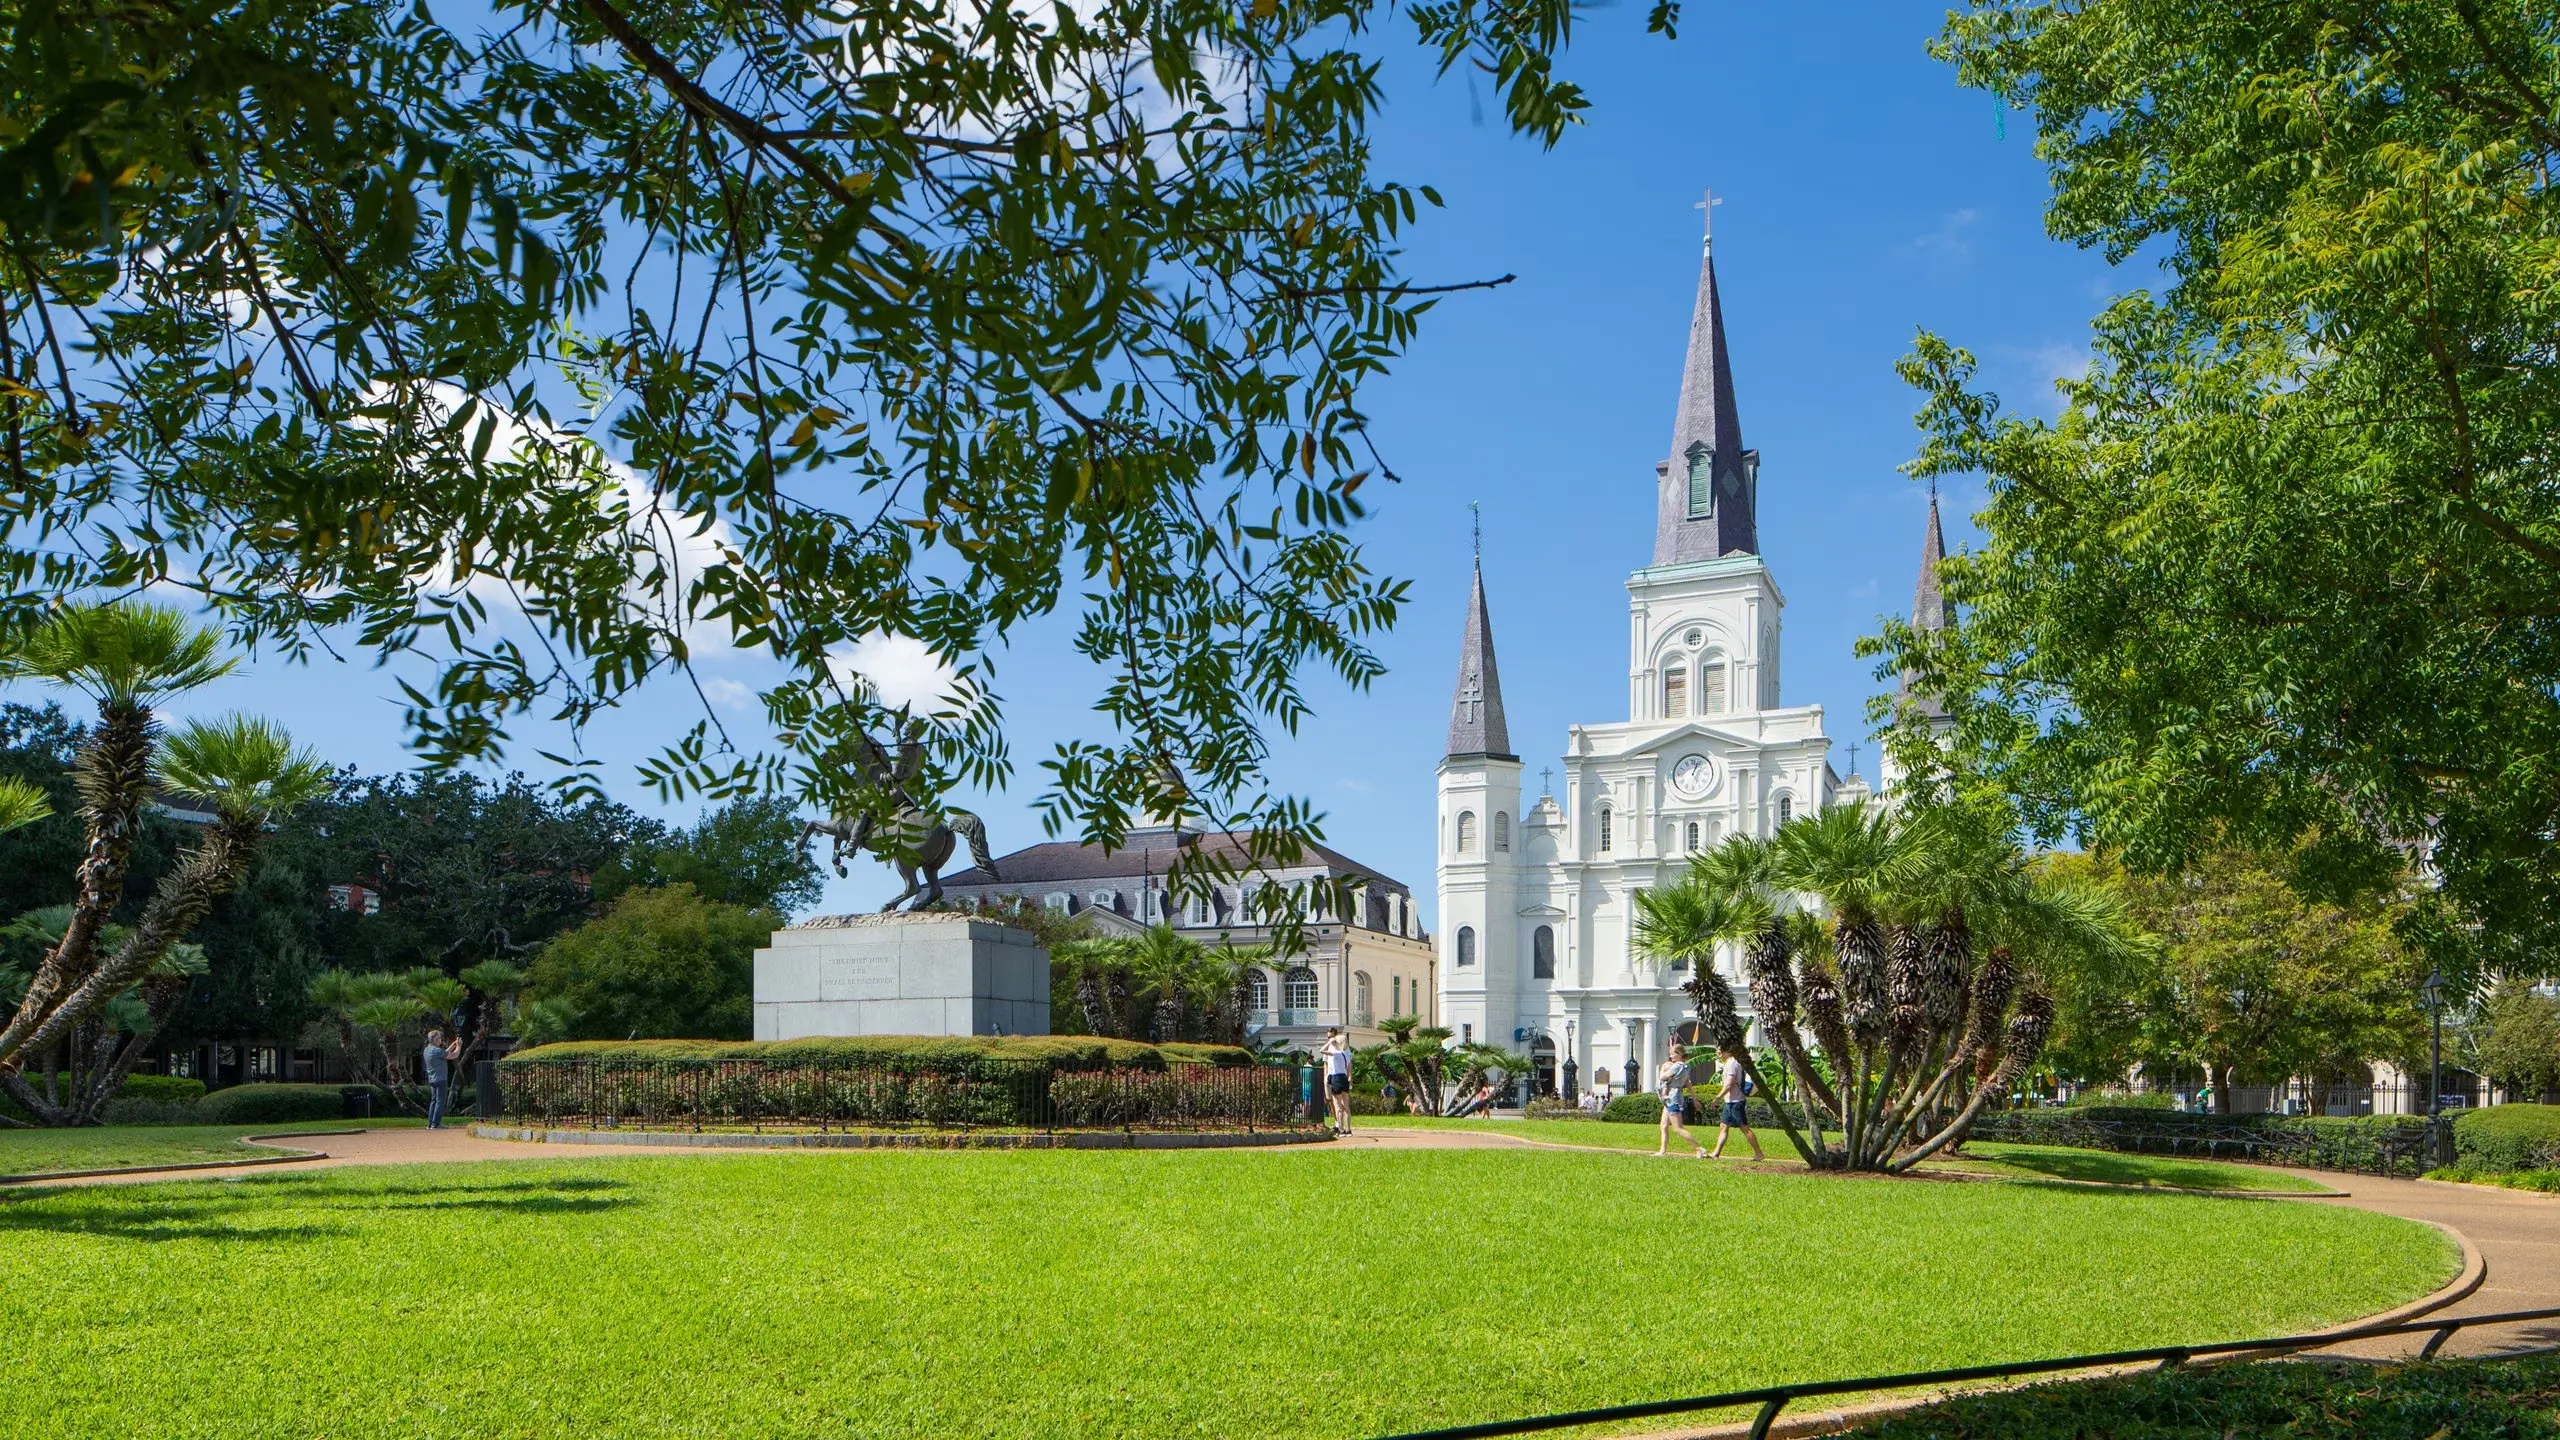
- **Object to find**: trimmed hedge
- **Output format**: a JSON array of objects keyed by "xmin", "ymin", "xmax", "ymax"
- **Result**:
[
  {"xmin": 502, "ymin": 1036, "xmax": 1252, "ymax": 1073},
  {"xmin": 1970, "ymin": 1106, "xmax": 2432, "ymax": 1176},
  {"xmin": 196, "ymin": 1083, "xmax": 368, "ymax": 1126},
  {"xmin": 1603, "ymin": 1093, "xmax": 1664, "ymax": 1123},
  {"xmin": 0, "ymin": 1073, "xmax": 208, "ymax": 1123},
  {"xmin": 2453, "ymin": 1103, "xmax": 2560, "ymax": 1171}
]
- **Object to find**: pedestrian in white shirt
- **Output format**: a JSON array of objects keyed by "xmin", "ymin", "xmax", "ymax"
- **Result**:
[{"xmin": 1707, "ymin": 1042, "xmax": 1766, "ymax": 1160}]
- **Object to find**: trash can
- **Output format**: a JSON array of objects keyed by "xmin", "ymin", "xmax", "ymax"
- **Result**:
[{"xmin": 339, "ymin": 1086, "xmax": 374, "ymax": 1121}]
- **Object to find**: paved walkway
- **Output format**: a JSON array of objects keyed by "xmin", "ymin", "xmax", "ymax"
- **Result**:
[{"xmin": 2271, "ymin": 1165, "xmax": 2560, "ymax": 1358}]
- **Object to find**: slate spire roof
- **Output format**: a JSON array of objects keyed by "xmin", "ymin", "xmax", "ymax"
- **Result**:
[
  {"xmin": 1655, "ymin": 228, "xmax": 1758, "ymax": 564},
  {"xmin": 1900, "ymin": 489, "xmax": 1951, "ymax": 718},
  {"xmin": 1445, "ymin": 563, "xmax": 1515, "ymax": 761}
]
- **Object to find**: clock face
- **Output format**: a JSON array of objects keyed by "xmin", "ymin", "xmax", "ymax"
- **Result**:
[{"xmin": 1670, "ymin": 753, "xmax": 1714, "ymax": 800}]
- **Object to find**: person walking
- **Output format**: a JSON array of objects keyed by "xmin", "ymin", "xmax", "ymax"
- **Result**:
[
  {"xmin": 423, "ymin": 1027, "xmax": 463, "ymax": 1130},
  {"xmin": 1655, "ymin": 1041, "xmax": 1704, "ymax": 1158},
  {"xmin": 1320, "ymin": 1027, "xmax": 1354, "ymax": 1134},
  {"xmin": 1707, "ymin": 1041, "xmax": 1766, "ymax": 1160}
]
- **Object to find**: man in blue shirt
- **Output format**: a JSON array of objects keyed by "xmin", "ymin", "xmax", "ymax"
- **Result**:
[{"xmin": 423, "ymin": 1029, "xmax": 463, "ymax": 1129}]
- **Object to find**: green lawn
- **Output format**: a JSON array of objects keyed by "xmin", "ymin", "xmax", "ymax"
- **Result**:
[
  {"xmin": 0, "ymin": 1146, "xmax": 2455, "ymax": 1438},
  {"xmin": 0, "ymin": 1121, "xmax": 414, "ymax": 1179},
  {"xmin": 1962, "ymin": 1142, "xmax": 2332, "ymax": 1193},
  {"xmin": 1355, "ymin": 1117, "xmax": 2329, "ymax": 1192}
]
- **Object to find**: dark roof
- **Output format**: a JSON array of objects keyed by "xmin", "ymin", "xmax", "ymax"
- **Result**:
[
  {"xmin": 942, "ymin": 827, "xmax": 1407, "ymax": 893},
  {"xmin": 1444, "ymin": 564, "xmax": 1516, "ymax": 761},
  {"xmin": 1900, "ymin": 490, "xmax": 1951, "ymax": 718},
  {"xmin": 1655, "ymin": 237, "xmax": 1757, "ymax": 563}
]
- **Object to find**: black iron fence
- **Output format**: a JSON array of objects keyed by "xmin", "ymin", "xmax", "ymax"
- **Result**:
[
  {"xmin": 1970, "ymin": 1106, "xmax": 2437, "ymax": 1176},
  {"xmin": 1367, "ymin": 1306, "xmax": 2560, "ymax": 1440},
  {"xmin": 494, "ymin": 1057, "xmax": 1307, "ymax": 1133}
]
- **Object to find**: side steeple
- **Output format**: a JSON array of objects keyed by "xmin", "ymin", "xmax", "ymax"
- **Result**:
[
  {"xmin": 1654, "ymin": 193, "xmax": 1758, "ymax": 564},
  {"xmin": 1445, "ymin": 562, "xmax": 1515, "ymax": 760}
]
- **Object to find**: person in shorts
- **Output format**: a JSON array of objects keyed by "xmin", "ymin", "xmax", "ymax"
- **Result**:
[
  {"xmin": 1320, "ymin": 1027, "xmax": 1354, "ymax": 1133},
  {"xmin": 1655, "ymin": 1041, "xmax": 1704, "ymax": 1158},
  {"xmin": 1708, "ymin": 1041, "xmax": 1766, "ymax": 1160}
]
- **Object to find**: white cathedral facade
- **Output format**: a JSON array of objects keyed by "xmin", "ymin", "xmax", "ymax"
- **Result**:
[{"xmin": 1433, "ymin": 221, "xmax": 1940, "ymax": 1099}]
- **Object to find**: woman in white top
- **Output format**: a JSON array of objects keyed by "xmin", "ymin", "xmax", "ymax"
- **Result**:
[
  {"xmin": 1319, "ymin": 1028, "xmax": 1354, "ymax": 1134},
  {"xmin": 1654, "ymin": 1041, "xmax": 1705, "ymax": 1158}
]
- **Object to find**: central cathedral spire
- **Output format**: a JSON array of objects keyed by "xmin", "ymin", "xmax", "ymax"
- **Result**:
[
  {"xmin": 1654, "ymin": 196, "xmax": 1758, "ymax": 564},
  {"xmin": 1444, "ymin": 561, "xmax": 1514, "ymax": 761}
]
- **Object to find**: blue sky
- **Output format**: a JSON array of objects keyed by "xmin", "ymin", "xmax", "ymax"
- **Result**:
[{"xmin": 16, "ymin": 5, "xmax": 2128, "ymax": 923}]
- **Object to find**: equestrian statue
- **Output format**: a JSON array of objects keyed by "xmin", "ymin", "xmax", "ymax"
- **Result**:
[{"xmin": 797, "ymin": 726, "xmax": 998, "ymax": 911}]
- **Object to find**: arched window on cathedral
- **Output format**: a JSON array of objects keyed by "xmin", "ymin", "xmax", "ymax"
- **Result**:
[
  {"xmin": 1597, "ymin": 808, "xmax": 1613, "ymax": 853},
  {"xmin": 1685, "ymin": 820, "xmax": 1700, "ymax": 852},
  {"xmin": 1701, "ymin": 661, "xmax": 1729, "ymax": 715},
  {"xmin": 1456, "ymin": 810, "xmax": 1477, "ymax": 855},
  {"xmin": 1246, "ymin": 968, "xmax": 1271, "ymax": 1014},
  {"xmin": 1663, "ymin": 664, "xmax": 1688, "ymax": 719},
  {"xmin": 1776, "ymin": 793, "xmax": 1794, "ymax": 826},
  {"xmin": 1456, "ymin": 926, "xmax": 1476, "ymax": 967},
  {"xmin": 1282, "ymin": 966, "xmax": 1319, "ymax": 1012},
  {"xmin": 1494, "ymin": 811, "xmax": 1511, "ymax": 852},
  {"xmin": 1533, "ymin": 925, "xmax": 1556, "ymax": 980}
]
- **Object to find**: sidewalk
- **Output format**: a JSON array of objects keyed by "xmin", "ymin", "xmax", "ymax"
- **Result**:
[{"xmin": 2273, "ymin": 1166, "xmax": 2560, "ymax": 1358}]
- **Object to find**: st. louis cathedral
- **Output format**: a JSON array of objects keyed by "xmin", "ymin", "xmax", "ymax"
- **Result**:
[{"xmin": 1434, "ymin": 214, "xmax": 1944, "ymax": 1098}]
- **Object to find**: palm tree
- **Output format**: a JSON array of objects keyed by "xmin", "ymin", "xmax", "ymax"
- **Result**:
[
  {"xmin": 0, "ymin": 777, "xmax": 50, "ymax": 836},
  {"xmin": 0, "ymin": 603, "xmax": 232, "ymax": 1071},
  {"xmin": 9, "ymin": 715, "xmax": 329, "ymax": 1097},
  {"xmin": 1051, "ymin": 937, "xmax": 1128, "ymax": 1037},
  {"xmin": 1120, "ymin": 925, "xmax": 1212, "ymax": 1042}
]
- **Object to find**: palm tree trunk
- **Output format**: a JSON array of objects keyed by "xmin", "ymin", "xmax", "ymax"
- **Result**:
[
  {"xmin": 1075, "ymin": 970, "xmax": 1116, "ymax": 1037},
  {"xmin": 0, "ymin": 703, "xmax": 153, "ymax": 1069},
  {"xmin": 72, "ymin": 975, "xmax": 191, "ymax": 1125},
  {"xmin": 12, "ymin": 819, "xmax": 251, "ymax": 1062}
]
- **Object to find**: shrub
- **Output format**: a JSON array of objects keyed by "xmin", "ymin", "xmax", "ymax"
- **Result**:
[
  {"xmin": 0, "ymin": 1073, "xmax": 207, "ymax": 1124},
  {"xmin": 1970, "ymin": 1106, "xmax": 2433, "ymax": 1175},
  {"xmin": 1604, "ymin": 1093, "xmax": 1664, "ymax": 1123},
  {"xmin": 2426, "ymin": 1163, "xmax": 2560, "ymax": 1194},
  {"xmin": 196, "ymin": 1083, "xmax": 359, "ymax": 1125},
  {"xmin": 2059, "ymin": 1088, "xmax": 2175, "ymax": 1110},
  {"xmin": 505, "ymin": 1035, "xmax": 1250, "ymax": 1073},
  {"xmin": 522, "ymin": 884, "xmax": 776, "ymax": 1042},
  {"xmin": 1522, "ymin": 1096, "xmax": 1579, "ymax": 1120},
  {"xmin": 2453, "ymin": 1103, "xmax": 2560, "ymax": 1172},
  {"xmin": 1347, "ymin": 1091, "xmax": 1405, "ymax": 1116}
]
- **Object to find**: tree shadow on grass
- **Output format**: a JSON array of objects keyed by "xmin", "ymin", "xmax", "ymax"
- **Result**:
[{"xmin": 0, "ymin": 1174, "xmax": 637, "ymax": 1245}]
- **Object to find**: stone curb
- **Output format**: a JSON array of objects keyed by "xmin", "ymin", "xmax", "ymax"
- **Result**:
[
  {"xmin": 469, "ymin": 1124, "xmax": 1334, "ymax": 1151},
  {"xmin": 1620, "ymin": 1215, "xmax": 2487, "ymax": 1440}
]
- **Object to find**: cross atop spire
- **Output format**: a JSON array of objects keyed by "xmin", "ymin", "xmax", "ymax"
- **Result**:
[
  {"xmin": 1694, "ymin": 186, "xmax": 1722, "ymax": 248},
  {"xmin": 1445, "ymin": 561, "xmax": 1515, "ymax": 762}
]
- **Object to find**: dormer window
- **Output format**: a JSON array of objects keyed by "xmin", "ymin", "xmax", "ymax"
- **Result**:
[{"xmin": 1685, "ymin": 444, "xmax": 1715, "ymax": 519}]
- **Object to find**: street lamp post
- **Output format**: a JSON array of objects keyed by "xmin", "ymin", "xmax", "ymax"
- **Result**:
[
  {"xmin": 2420, "ymin": 968, "xmax": 2450, "ymax": 1167},
  {"xmin": 1562, "ymin": 1020, "xmax": 1578, "ymax": 1105}
]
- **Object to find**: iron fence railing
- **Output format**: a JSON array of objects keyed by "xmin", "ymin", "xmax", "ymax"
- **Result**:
[
  {"xmin": 494, "ymin": 1058, "xmax": 1307, "ymax": 1133},
  {"xmin": 1969, "ymin": 1107, "xmax": 2438, "ymax": 1176},
  {"xmin": 1367, "ymin": 1306, "xmax": 2560, "ymax": 1440}
]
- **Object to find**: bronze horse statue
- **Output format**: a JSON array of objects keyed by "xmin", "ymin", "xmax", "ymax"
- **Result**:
[{"xmin": 797, "ymin": 729, "xmax": 999, "ymax": 910}]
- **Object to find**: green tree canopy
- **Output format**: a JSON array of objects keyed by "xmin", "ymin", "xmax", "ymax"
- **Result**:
[
  {"xmin": 1883, "ymin": 0, "xmax": 2560, "ymax": 981},
  {"xmin": 521, "ymin": 883, "xmax": 777, "ymax": 1041},
  {"xmin": 1, "ymin": 0, "xmax": 1636, "ymax": 898}
]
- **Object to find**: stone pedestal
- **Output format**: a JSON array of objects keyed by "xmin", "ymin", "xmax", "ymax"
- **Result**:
[{"xmin": 753, "ymin": 913, "xmax": 1050, "ymax": 1040}]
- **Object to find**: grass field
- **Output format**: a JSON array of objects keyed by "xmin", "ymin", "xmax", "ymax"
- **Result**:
[
  {"xmin": 0, "ymin": 1120, "xmax": 421, "ymax": 1178},
  {"xmin": 0, "ymin": 1145, "xmax": 2453, "ymax": 1439},
  {"xmin": 1350, "ymin": 1117, "xmax": 2330, "ymax": 1191}
]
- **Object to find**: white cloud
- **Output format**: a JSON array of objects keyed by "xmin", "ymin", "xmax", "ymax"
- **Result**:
[
  {"xmin": 697, "ymin": 676, "xmax": 757, "ymax": 711},
  {"xmin": 1909, "ymin": 209, "xmax": 1981, "ymax": 267},
  {"xmin": 831, "ymin": 633, "xmax": 962, "ymax": 716}
]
